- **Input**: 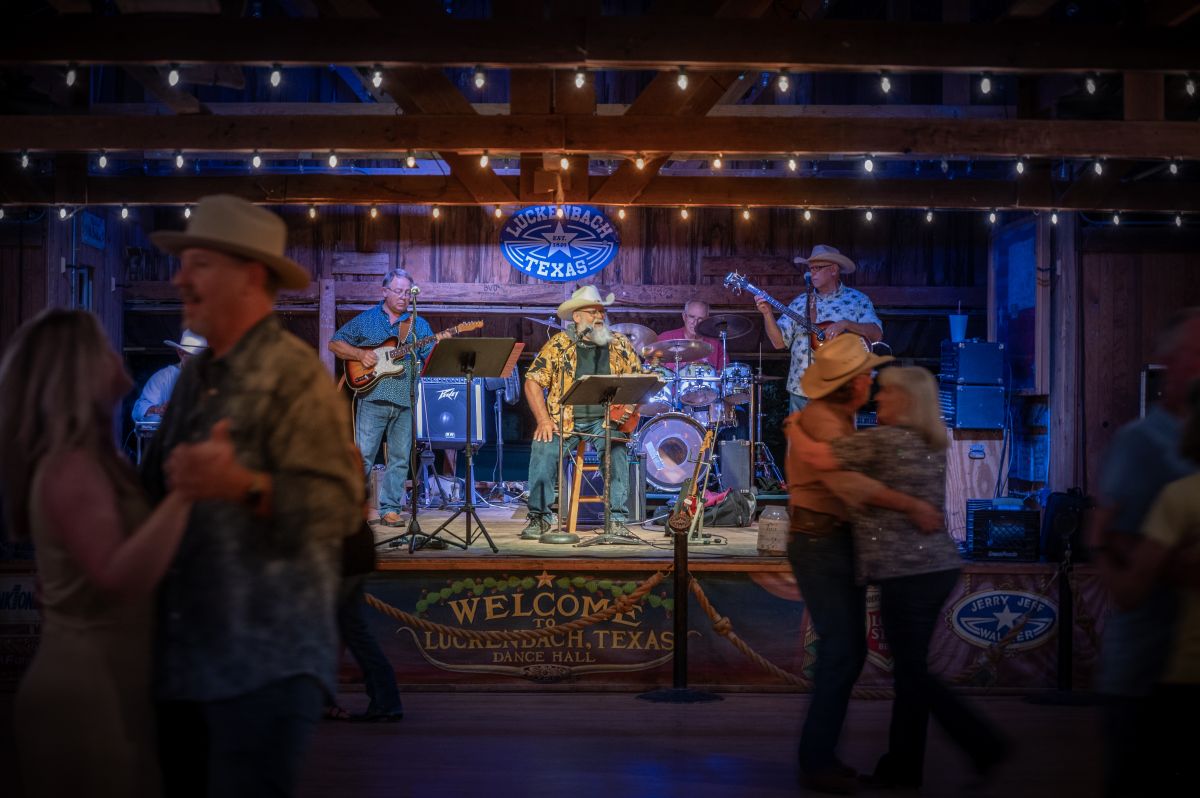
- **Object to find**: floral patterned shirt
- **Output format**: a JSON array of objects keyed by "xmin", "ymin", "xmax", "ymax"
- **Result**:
[
  {"xmin": 525, "ymin": 326, "xmax": 643, "ymax": 435},
  {"xmin": 778, "ymin": 284, "xmax": 882, "ymax": 397},
  {"xmin": 831, "ymin": 425, "xmax": 962, "ymax": 584}
]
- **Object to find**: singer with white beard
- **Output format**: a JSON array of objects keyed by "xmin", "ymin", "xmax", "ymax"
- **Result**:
[
  {"xmin": 329, "ymin": 268, "xmax": 434, "ymax": 527},
  {"xmin": 521, "ymin": 286, "xmax": 644, "ymax": 542},
  {"xmin": 755, "ymin": 245, "xmax": 883, "ymax": 414}
]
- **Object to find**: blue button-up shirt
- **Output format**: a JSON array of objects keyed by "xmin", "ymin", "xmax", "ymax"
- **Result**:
[{"xmin": 331, "ymin": 303, "xmax": 434, "ymax": 406}]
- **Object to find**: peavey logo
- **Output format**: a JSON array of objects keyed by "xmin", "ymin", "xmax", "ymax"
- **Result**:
[
  {"xmin": 951, "ymin": 589, "xmax": 1057, "ymax": 651},
  {"xmin": 499, "ymin": 204, "xmax": 619, "ymax": 282},
  {"xmin": 436, "ymin": 389, "xmax": 460, "ymax": 401}
]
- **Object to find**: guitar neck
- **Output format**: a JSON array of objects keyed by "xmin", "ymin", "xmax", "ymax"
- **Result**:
[
  {"xmin": 386, "ymin": 333, "xmax": 437, "ymax": 361},
  {"xmin": 739, "ymin": 278, "xmax": 818, "ymax": 334}
]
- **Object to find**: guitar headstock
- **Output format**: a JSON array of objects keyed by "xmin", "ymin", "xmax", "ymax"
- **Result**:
[
  {"xmin": 458, "ymin": 321, "xmax": 484, "ymax": 333},
  {"xmin": 724, "ymin": 271, "xmax": 748, "ymax": 295}
]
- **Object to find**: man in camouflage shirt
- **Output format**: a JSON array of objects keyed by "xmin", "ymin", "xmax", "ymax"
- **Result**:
[{"xmin": 523, "ymin": 286, "xmax": 643, "ymax": 542}]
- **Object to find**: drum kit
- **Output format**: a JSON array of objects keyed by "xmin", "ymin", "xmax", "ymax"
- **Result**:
[{"xmin": 612, "ymin": 315, "xmax": 779, "ymax": 493}]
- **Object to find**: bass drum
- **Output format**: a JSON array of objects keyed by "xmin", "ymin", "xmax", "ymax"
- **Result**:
[{"xmin": 636, "ymin": 412, "xmax": 707, "ymax": 492}]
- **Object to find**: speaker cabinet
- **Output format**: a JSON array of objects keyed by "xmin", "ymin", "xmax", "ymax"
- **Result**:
[
  {"xmin": 414, "ymin": 378, "xmax": 486, "ymax": 448},
  {"xmin": 718, "ymin": 439, "xmax": 752, "ymax": 492}
]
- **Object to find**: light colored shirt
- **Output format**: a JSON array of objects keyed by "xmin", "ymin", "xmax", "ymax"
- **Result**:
[
  {"xmin": 132, "ymin": 364, "xmax": 180, "ymax": 422},
  {"xmin": 1141, "ymin": 472, "xmax": 1200, "ymax": 685},
  {"xmin": 778, "ymin": 284, "xmax": 881, "ymax": 398}
]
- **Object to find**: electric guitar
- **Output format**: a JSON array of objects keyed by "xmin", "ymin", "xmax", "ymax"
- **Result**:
[
  {"xmin": 723, "ymin": 272, "xmax": 867, "ymax": 351},
  {"xmin": 345, "ymin": 320, "xmax": 483, "ymax": 393},
  {"xmin": 609, "ymin": 403, "xmax": 639, "ymax": 435},
  {"xmin": 668, "ymin": 425, "xmax": 717, "ymax": 533}
]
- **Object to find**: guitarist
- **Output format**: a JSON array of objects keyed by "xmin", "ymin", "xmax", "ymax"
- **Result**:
[
  {"xmin": 521, "ymin": 286, "xmax": 643, "ymax": 542},
  {"xmin": 329, "ymin": 268, "xmax": 434, "ymax": 528},
  {"xmin": 755, "ymin": 245, "xmax": 883, "ymax": 413}
]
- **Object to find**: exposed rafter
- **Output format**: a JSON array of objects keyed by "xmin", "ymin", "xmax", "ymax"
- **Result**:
[{"xmin": 3, "ymin": 17, "xmax": 1199, "ymax": 73}]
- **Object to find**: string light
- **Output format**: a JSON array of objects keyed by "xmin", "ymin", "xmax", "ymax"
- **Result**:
[
  {"xmin": 174, "ymin": 151, "xmax": 184, "ymax": 169},
  {"xmin": 863, "ymin": 157, "xmax": 874, "ymax": 173},
  {"xmin": 120, "ymin": 205, "xmax": 129, "ymax": 220},
  {"xmin": 777, "ymin": 69, "xmax": 790, "ymax": 93},
  {"xmin": 473, "ymin": 65, "xmax": 486, "ymax": 90},
  {"xmin": 713, "ymin": 154, "xmax": 723, "ymax": 170},
  {"xmin": 634, "ymin": 154, "xmax": 645, "ymax": 170},
  {"xmin": 479, "ymin": 151, "xmax": 490, "ymax": 168},
  {"xmin": 269, "ymin": 65, "xmax": 281, "ymax": 88},
  {"xmin": 879, "ymin": 72, "xmax": 892, "ymax": 94},
  {"xmin": 168, "ymin": 64, "xmax": 180, "ymax": 87},
  {"xmin": 371, "ymin": 66, "xmax": 383, "ymax": 89},
  {"xmin": 803, "ymin": 208, "xmax": 812, "ymax": 222},
  {"xmin": 676, "ymin": 67, "xmax": 688, "ymax": 91},
  {"xmin": 1112, "ymin": 211, "xmax": 1121, "ymax": 226},
  {"xmin": 405, "ymin": 151, "xmax": 417, "ymax": 168},
  {"xmin": 864, "ymin": 209, "xmax": 874, "ymax": 222},
  {"xmin": 574, "ymin": 69, "xmax": 586, "ymax": 89},
  {"xmin": 1177, "ymin": 213, "xmax": 1184, "ymax": 228},
  {"xmin": 940, "ymin": 158, "xmax": 949, "ymax": 174},
  {"xmin": 19, "ymin": 150, "xmax": 29, "ymax": 169},
  {"xmin": 988, "ymin": 210, "xmax": 997, "ymax": 224},
  {"xmin": 66, "ymin": 63, "xmax": 77, "ymax": 87},
  {"xmin": 979, "ymin": 73, "xmax": 992, "ymax": 95},
  {"xmin": 369, "ymin": 205, "xmax": 378, "ymax": 219},
  {"xmin": 787, "ymin": 157, "xmax": 797, "ymax": 172},
  {"xmin": 1186, "ymin": 75, "xmax": 1196, "ymax": 97},
  {"xmin": 680, "ymin": 207, "xmax": 689, "ymax": 220},
  {"xmin": 431, "ymin": 206, "xmax": 441, "ymax": 219},
  {"xmin": 251, "ymin": 151, "xmax": 262, "ymax": 169},
  {"xmin": 742, "ymin": 207, "xmax": 750, "ymax": 220},
  {"xmin": 1085, "ymin": 73, "xmax": 1097, "ymax": 95},
  {"xmin": 617, "ymin": 207, "xmax": 626, "ymax": 220},
  {"xmin": 926, "ymin": 209, "xmax": 934, "ymax": 223},
  {"xmin": 1051, "ymin": 211, "xmax": 1059, "ymax": 225},
  {"xmin": 494, "ymin": 205, "xmax": 503, "ymax": 219},
  {"xmin": 0, "ymin": 207, "xmax": 5, "ymax": 221},
  {"xmin": 1016, "ymin": 158, "xmax": 1026, "ymax": 175},
  {"xmin": 555, "ymin": 206, "xmax": 565, "ymax": 218},
  {"xmin": 308, "ymin": 204, "xmax": 317, "ymax": 219},
  {"xmin": 1093, "ymin": 159, "xmax": 1104, "ymax": 176},
  {"xmin": 59, "ymin": 207, "xmax": 68, "ymax": 220},
  {"xmin": 98, "ymin": 151, "xmax": 108, "ymax": 169},
  {"xmin": 560, "ymin": 155, "xmax": 570, "ymax": 170},
  {"xmin": 183, "ymin": 206, "xmax": 192, "ymax": 219},
  {"xmin": 1169, "ymin": 160, "xmax": 1179, "ymax": 175}
]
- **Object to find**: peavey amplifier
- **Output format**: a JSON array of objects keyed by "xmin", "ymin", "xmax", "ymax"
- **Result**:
[
  {"xmin": 964, "ymin": 499, "xmax": 1041, "ymax": 562},
  {"xmin": 415, "ymin": 378, "xmax": 486, "ymax": 448}
]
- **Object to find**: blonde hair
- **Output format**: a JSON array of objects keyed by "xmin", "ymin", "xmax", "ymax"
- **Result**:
[
  {"xmin": 0, "ymin": 309, "xmax": 123, "ymax": 540},
  {"xmin": 876, "ymin": 366, "xmax": 949, "ymax": 451}
]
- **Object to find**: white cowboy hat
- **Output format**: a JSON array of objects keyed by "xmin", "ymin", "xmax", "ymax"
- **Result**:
[
  {"xmin": 557, "ymin": 285, "xmax": 615, "ymax": 320},
  {"xmin": 164, "ymin": 329, "xmax": 207, "ymax": 355},
  {"xmin": 793, "ymin": 244, "xmax": 857, "ymax": 275},
  {"xmin": 800, "ymin": 334, "xmax": 894, "ymax": 399},
  {"xmin": 150, "ymin": 194, "xmax": 310, "ymax": 289}
]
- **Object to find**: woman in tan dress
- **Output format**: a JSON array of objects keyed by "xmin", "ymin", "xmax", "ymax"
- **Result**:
[{"xmin": 0, "ymin": 310, "xmax": 224, "ymax": 798}]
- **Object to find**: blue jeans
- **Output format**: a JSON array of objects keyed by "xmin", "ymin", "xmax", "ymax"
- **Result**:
[
  {"xmin": 877, "ymin": 568, "xmax": 1002, "ymax": 783},
  {"xmin": 337, "ymin": 575, "xmax": 401, "ymax": 715},
  {"xmin": 789, "ymin": 392, "xmax": 809, "ymax": 414},
  {"xmin": 527, "ymin": 417, "xmax": 628, "ymax": 522},
  {"xmin": 158, "ymin": 675, "xmax": 325, "ymax": 798},
  {"xmin": 356, "ymin": 399, "xmax": 413, "ymax": 514},
  {"xmin": 786, "ymin": 530, "xmax": 866, "ymax": 773}
]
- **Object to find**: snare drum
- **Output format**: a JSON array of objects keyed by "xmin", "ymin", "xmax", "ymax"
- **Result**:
[
  {"xmin": 689, "ymin": 402, "xmax": 737, "ymax": 429},
  {"xmin": 638, "ymin": 365, "xmax": 676, "ymax": 416},
  {"xmin": 678, "ymin": 363, "xmax": 721, "ymax": 407},
  {"xmin": 721, "ymin": 362, "xmax": 753, "ymax": 405},
  {"xmin": 636, "ymin": 412, "xmax": 707, "ymax": 492}
]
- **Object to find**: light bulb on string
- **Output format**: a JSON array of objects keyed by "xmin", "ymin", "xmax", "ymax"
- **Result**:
[
  {"xmin": 713, "ymin": 154, "xmax": 723, "ymax": 170},
  {"xmin": 473, "ymin": 65, "xmax": 486, "ymax": 90},
  {"xmin": 560, "ymin": 155, "xmax": 570, "ymax": 170},
  {"xmin": 183, "ymin": 206, "xmax": 192, "ymax": 219},
  {"xmin": 864, "ymin": 209, "xmax": 874, "ymax": 222},
  {"xmin": 479, "ymin": 151, "xmax": 489, "ymax": 168},
  {"xmin": 680, "ymin": 207, "xmax": 689, "ymax": 220},
  {"xmin": 555, "ymin": 206, "xmax": 565, "ymax": 218},
  {"xmin": 676, "ymin": 67, "xmax": 688, "ymax": 91},
  {"xmin": 59, "ymin": 207, "xmax": 68, "ymax": 220},
  {"xmin": 168, "ymin": 65, "xmax": 180, "ymax": 87},
  {"xmin": 308, "ymin": 205, "xmax": 317, "ymax": 219},
  {"xmin": 174, "ymin": 151, "xmax": 184, "ymax": 169},
  {"xmin": 0, "ymin": 207, "xmax": 5, "ymax": 220},
  {"xmin": 574, "ymin": 69, "xmax": 586, "ymax": 89},
  {"xmin": 742, "ymin": 207, "xmax": 750, "ymax": 220},
  {"xmin": 495, "ymin": 206, "xmax": 503, "ymax": 219},
  {"xmin": 864, "ymin": 157, "xmax": 874, "ymax": 173},
  {"xmin": 787, "ymin": 157, "xmax": 797, "ymax": 172},
  {"xmin": 1016, "ymin": 158, "xmax": 1026, "ymax": 175},
  {"xmin": 879, "ymin": 72, "xmax": 891, "ymax": 94},
  {"xmin": 1093, "ymin": 159, "xmax": 1104, "ymax": 176},
  {"xmin": 940, "ymin": 158, "xmax": 949, "ymax": 174},
  {"xmin": 926, "ymin": 209, "xmax": 934, "ymax": 223},
  {"xmin": 1186, "ymin": 76, "xmax": 1196, "ymax": 97},
  {"xmin": 431, "ymin": 206, "xmax": 441, "ymax": 219},
  {"xmin": 1176, "ymin": 213, "xmax": 1184, "ymax": 228},
  {"xmin": 269, "ymin": 65, "xmax": 281, "ymax": 88},
  {"xmin": 369, "ymin": 205, "xmax": 378, "ymax": 219},
  {"xmin": 371, "ymin": 67, "xmax": 383, "ymax": 89},
  {"xmin": 405, "ymin": 151, "xmax": 416, "ymax": 168},
  {"xmin": 1085, "ymin": 73, "xmax": 1097, "ymax": 95},
  {"xmin": 1112, "ymin": 211, "xmax": 1121, "ymax": 226},
  {"xmin": 634, "ymin": 154, "xmax": 645, "ymax": 170},
  {"xmin": 617, "ymin": 207, "xmax": 626, "ymax": 220},
  {"xmin": 979, "ymin": 73, "xmax": 992, "ymax": 95},
  {"xmin": 251, "ymin": 151, "xmax": 262, "ymax": 169},
  {"xmin": 1169, "ymin": 160, "xmax": 1179, "ymax": 176},
  {"xmin": 328, "ymin": 151, "xmax": 338, "ymax": 168},
  {"xmin": 777, "ymin": 69, "xmax": 790, "ymax": 93},
  {"xmin": 66, "ymin": 63, "xmax": 77, "ymax": 87},
  {"xmin": 20, "ymin": 150, "xmax": 29, "ymax": 169},
  {"xmin": 98, "ymin": 151, "xmax": 108, "ymax": 170},
  {"xmin": 120, "ymin": 205, "xmax": 129, "ymax": 220},
  {"xmin": 988, "ymin": 210, "xmax": 997, "ymax": 224},
  {"xmin": 1051, "ymin": 211, "xmax": 1059, "ymax": 225},
  {"xmin": 803, "ymin": 208, "xmax": 812, "ymax": 222}
]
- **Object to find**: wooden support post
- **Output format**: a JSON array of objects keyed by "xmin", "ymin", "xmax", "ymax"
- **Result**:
[
  {"xmin": 319, "ymin": 278, "xmax": 336, "ymax": 375},
  {"xmin": 1049, "ymin": 212, "xmax": 1081, "ymax": 491}
]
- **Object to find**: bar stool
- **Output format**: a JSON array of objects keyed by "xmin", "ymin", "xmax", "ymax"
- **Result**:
[{"xmin": 565, "ymin": 442, "xmax": 605, "ymax": 535}]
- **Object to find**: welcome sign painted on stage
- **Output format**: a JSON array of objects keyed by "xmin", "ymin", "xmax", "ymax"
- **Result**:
[{"xmin": 499, "ymin": 204, "xmax": 619, "ymax": 282}]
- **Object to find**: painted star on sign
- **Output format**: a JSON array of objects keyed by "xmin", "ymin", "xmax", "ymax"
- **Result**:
[
  {"xmin": 540, "ymin": 222, "xmax": 579, "ymax": 257},
  {"xmin": 535, "ymin": 570, "xmax": 556, "ymax": 588},
  {"xmin": 993, "ymin": 604, "xmax": 1022, "ymax": 633}
]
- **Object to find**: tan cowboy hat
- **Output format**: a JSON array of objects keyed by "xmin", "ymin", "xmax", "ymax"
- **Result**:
[
  {"xmin": 800, "ymin": 335, "xmax": 894, "ymax": 399},
  {"xmin": 150, "ymin": 194, "xmax": 310, "ymax": 289},
  {"xmin": 557, "ymin": 285, "xmax": 615, "ymax": 320},
  {"xmin": 164, "ymin": 329, "xmax": 207, "ymax": 355},
  {"xmin": 793, "ymin": 244, "xmax": 857, "ymax": 275}
]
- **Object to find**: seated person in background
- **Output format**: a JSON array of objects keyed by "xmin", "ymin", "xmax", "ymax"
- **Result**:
[
  {"xmin": 131, "ymin": 329, "xmax": 207, "ymax": 423},
  {"xmin": 655, "ymin": 299, "xmax": 723, "ymax": 370}
]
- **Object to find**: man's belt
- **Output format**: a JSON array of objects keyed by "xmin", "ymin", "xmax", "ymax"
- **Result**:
[{"xmin": 788, "ymin": 506, "xmax": 851, "ymax": 538}]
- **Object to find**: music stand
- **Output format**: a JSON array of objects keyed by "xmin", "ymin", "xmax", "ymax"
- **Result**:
[
  {"xmin": 418, "ymin": 337, "xmax": 517, "ymax": 553},
  {"xmin": 560, "ymin": 374, "xmax": 661, "ymax": 547}
]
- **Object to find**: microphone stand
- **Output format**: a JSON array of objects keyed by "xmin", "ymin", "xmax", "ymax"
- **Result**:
[{"xmin": 540, "ymin": 325, "xmax": 580, "ymax": 544}]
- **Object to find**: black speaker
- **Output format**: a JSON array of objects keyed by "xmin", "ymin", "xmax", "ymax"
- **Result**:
[
  {"xmin": 718, "ymin": 440, "xmax": 751, "ymax": 492},
  {"xmin": 1041, "ymin": 489, "xmax": 1093, "ymax": 563},
  {"xmin": 565, "ymin": 452, "xmax": 646, "ymax": 524},
  {"xmin": 939, "ymin": 383, "xmax": 1005, "ymax": 429},
  {"xmin": 415, "ymin": 378, "xmax": 486, "ymax": 448},
  {"xmin": 965, "ymin": 505, "xmax": 1041, "ymax": 562},
  {"xmin": 940, "ymin": 340, "xmax": 1005, "ymax": 385}
]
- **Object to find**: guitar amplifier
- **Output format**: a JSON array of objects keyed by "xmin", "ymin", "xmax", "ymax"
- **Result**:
[
  {"xmin": 415, "ymin": 378, "xmax": 486, "ymax": 448},
  {"xmin": 964, "ymin": 499, "xmax": 1041, "ymax": 562},
  {"xmin": 940, "ymin": 340, "xmax": 1005, "ymax": 385},
  {"xmin": 717, "ymin": 440, "xmax": 751, "ymax": 492}
]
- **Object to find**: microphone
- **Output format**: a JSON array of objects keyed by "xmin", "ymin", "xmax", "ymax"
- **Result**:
[
  {"xmin": 804, "ymin": 271, "xmax": 812, "ymax": 287},
  {"xmin": 409, "ymin": 285, "xmax": 421, "ymax": 296}
]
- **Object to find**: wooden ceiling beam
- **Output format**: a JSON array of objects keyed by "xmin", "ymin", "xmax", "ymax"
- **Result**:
[
  {"xmin": 3, "ymin": 114, "xmax": 1198, "ymax": 160},
  {"xmin": 2, "ymin": 173, "xmax": 1195, "ymax": 213},
  {"xmin": 4, "ymin": 17, "xmax": 1198, "ymax": 73}
]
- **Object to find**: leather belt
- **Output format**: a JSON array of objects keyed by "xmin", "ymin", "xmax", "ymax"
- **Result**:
[{"xmin": 788, "ymin": 506, "xmax": 852, "ymax": 538}]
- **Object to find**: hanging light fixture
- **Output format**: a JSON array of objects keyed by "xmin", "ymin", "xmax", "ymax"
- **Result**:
[
  {"xmin": 269, "ymin": 64, "xmax": 282, "ymax": 88},
  {"xmin": 473, "ymin": 65, "xmax": 486, "ymax": 90},
  {"xmin": 371, "ymin": 66, "xmax": 383, "ymax": 89},
  {"xmin": 676, "ymin": 67, "xmax": 689, "ymax": 91}
]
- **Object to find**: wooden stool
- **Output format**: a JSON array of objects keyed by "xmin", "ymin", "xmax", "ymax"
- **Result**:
[{"xmin": 566, "ymin": 442, "xmax": 606, "ymax": 535}]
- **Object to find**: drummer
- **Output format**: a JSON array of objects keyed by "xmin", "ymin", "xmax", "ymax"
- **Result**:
[{"xmin": 653, "ymin": 300, "xmax": 723, "ymax": 371}]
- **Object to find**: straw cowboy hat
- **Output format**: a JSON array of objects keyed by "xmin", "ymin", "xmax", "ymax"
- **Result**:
[
  {"xmin": 557, "ymin": 285, "xmax": 615, "ymax": 320},
  {"xmin": 150, "ymin": 194, "xmax": 310, "ymax": 289},
  {"xmin": 793, "ymin": 244, "xmax": 857, "ymax": 275},
  {"xmin": 164, "ymin": 329, "xmax": 207, "ymax": 355},
  {"xmin": 800, "ymin": 334, "xmax": 894, "ymax": 399}
]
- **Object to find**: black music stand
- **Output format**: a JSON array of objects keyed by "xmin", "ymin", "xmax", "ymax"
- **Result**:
[
  {"xmin": 561, "ymin": 374, "xmax": 661, "ymax": 547},
  {"xmin": 417, "ymin": 338, "xmax": 517, "ymax": 553}
]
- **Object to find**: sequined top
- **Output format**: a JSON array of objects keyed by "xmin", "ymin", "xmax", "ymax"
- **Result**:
[{"xmin": 831, "ymin": 425, "xmax": 962, "ymax": 584}]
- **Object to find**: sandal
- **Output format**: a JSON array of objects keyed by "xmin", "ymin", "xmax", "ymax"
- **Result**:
[{"xmin": 324, "ymin": 704, "xmax": 352, "ymax": 721}]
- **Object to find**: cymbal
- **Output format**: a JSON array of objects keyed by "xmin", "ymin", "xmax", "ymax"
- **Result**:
[
  {"xmin": 696, "ymin": 314, "xmax": 755, "ymax": 340},
  {"xmin": 610, "ymin": 322, "xmax": 658, "ymax": 352},
  {"xmin": 524, "ymin": 316, "xmax": 565, "ymax": 331},
  {"xmin": 642, "ymin": 338, "xmax": 713, "ymax": 363}
]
